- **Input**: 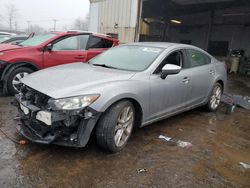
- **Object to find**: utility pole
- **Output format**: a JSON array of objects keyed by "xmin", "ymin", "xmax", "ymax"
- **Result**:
[{"xmin": 52, "ymin": 19, "xmax": 57, "ymax": 30}]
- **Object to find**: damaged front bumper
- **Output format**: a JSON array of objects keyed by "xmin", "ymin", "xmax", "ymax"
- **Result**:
[{"xmin": 14, "ymin": 93, "xmax": 101, "ymax": 147}]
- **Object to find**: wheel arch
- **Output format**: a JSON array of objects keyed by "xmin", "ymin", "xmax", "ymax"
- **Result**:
[
  {"xmin": 98, "ymin": 97, "xmax": 144, "ymax": 128},
  {"xmin": 1, "ymin": 62, "xmax": 39, "ymax": 93},
  {"xmin": 216, "ymin": 79, "xmax": 224, "ymax": 92},
  {"xmin": 1, "ymin": 61, "xmax": 39, "ymax": 80}
]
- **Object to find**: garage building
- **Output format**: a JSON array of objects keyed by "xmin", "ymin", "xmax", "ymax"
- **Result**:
[{"xmin": 89, "ymin": 0, "xmax": 250, "ymax": 73}]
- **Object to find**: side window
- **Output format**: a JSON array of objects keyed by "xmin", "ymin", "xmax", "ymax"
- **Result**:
[
  {"xmin": 186, "ymin": 49, "xmax": 211, "ymax": 68},
  {"xmin": 86, "ymin": 36, "xmax": 113, "ymax": 49},
  {"xmin": 78, "ymin": 35, "xmax": 89, "ymax": 50},
  {"xmin": 87, "ymin": 36, "xmax": 107, "ymax": 49},
  {"xmin": 155, "ymin": 51, "xmax": 183, "ymax": 73},
  {"xmin": 53, "ymin": 36, "xmax": 78, "ymax": 51},
  {"xmin": 103, "ymin": 39, "xmax": 113, "ymax": 48}
]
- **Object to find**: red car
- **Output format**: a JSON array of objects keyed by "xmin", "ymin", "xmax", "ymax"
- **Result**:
[{"xmin": 0, "ymin": 31, "xmax": 119, "ymax": 95}]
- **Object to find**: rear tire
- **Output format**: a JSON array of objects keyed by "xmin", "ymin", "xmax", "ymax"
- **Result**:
[
  {"xmin": 96, "ymin": 100, "xmax": 135, "ymax": 153},
  {"xmin": 7, "ymin": 67, "xmax": 33, "ymax": 95},
  {"xmin": 206, "ymin": 83, "xmax": 222, "ymax": 112}
]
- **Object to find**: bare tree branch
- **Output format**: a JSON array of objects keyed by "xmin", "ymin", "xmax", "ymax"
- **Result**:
[
  {"xmin": 72, "ymin": 16, "xmax": 89, "ymax": 31},
  {"xmin": 5, "ymin": 3, "xmax": 19, "ymax": 30},
  {"xmin": 24, "ymin": 24, "xmax": 46, "ymax": 34}
]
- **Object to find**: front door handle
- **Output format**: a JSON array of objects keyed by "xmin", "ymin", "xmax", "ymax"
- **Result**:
[{"xmin": 182, "ymin": 77, "xmax": 190, "ymax": 84}]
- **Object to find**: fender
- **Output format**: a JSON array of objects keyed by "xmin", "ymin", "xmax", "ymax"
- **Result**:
[
  {"xmin": 1, "ymin": 62, "xmax": 39, "ymax": 93},
  {"xmin": 90, "ymin": 92, "xmax": 145, "ymax": 127},
  {"xmin": 204, "ymin": 77, "xmax": 226, "ymax": 104}
]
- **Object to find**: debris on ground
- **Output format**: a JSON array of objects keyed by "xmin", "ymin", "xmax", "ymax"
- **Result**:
[
  {"xmin": 234, "ymin": 95, "xmax": 250, "ymax": 110},
  {"xmin": 137, "ymin": 168, "xmax": 147, "ymax": 173},
  {"xmin": 221, "ymin": 94, "xmax": 236, "ymax": 114},
  {"xmin": 208, "ymin": 129, "xmax": 216, "ymax": 134},
  {"xmin": 13, "ymin": 115, "xmax": 21, "ymax": 121},
  {"xmin": 239, "ymin": 162, "xmax": 250, "ymax": 169},
  {"xmin": 159, "ymin": 135, "xmax": 193, "ymax": 148},
  {"xmin": 0, "ymin": 127, "xmax": 27, "ymax": 145},
  {"xmin": 221, "ymin": 93, "xmax": 250, "ymax": 112}
]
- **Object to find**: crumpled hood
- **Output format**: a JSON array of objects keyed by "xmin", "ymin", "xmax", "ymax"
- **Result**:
[
  {"xmin": 21, "ymin": 63, "xmax": 136, "ymax": 99},
  {"xmin": 0, "ymin": 43, "xmax": 23, "ymax": 52}
]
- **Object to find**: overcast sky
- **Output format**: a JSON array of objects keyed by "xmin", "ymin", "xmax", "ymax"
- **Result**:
[{"xmin": 0, "ymin": 0, "xmax": 90, "ymax": 30}]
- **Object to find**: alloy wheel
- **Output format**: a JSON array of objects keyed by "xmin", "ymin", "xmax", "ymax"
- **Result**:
[
  {"xmin": 12, "ymin": 72, "xmax": 29, "ymax": 92},
  {"xmin": 210, "ymin": 85, "xmax": 222, "ymax": 110},
  {"xmin": 114, "ymin": 106, "xmax": 134, "ymax": 147}
]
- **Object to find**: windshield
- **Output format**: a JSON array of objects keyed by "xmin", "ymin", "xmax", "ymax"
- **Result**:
[
  {"xmin": 19, "ymin": 33, "xmax": 56, "ymax": 46},
  {"xmin": 89, "ymin": 45, "xmax": 164, "ymax": 71}
]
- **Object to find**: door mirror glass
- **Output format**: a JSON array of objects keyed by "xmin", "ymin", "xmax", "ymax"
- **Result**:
[{"xmin": 161, "ymin": 64, "xmax": 181, "ymax": 79}]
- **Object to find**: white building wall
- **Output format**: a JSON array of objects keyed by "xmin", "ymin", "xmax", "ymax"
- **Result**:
[
  {"xmin": 89, "ymin": 2, "xmax": 99, "ymax": 32},
  {"xmin": 89, "ymin": 0, "xmax": 139, "ymax": 43}
]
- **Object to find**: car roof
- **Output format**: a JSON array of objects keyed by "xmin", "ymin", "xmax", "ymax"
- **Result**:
[
  {"xmin": 0, "ymin": 31, "xmax": 16, "ymax": 36},
  {"xmin": 125, "ymin": 42, "xmax": 195, "ymax": 49},
  {"xmin": 50, "ymin": 30, "xmax": 118, "ymax": 41}
]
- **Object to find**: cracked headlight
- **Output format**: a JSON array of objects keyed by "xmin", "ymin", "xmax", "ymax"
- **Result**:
[{"xmin": 48, "ymin": 94, "xmax": 100, "ymax": 110}]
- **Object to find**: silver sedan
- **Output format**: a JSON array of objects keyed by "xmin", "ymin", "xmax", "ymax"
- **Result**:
[{"xmin": 15, "ymin": 42, "xmax": 227, "ymax": 152}]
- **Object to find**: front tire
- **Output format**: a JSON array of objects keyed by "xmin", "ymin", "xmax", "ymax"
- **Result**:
[
  {"xmin": 7, "ymin": 67, "xmax": 34, "ymax": 95},
  {"xmin": 206, "ymin": 83, "xmax": 222, "ymax": 112},
  {"xmin": 96, "ymin": 100, "xmax": 135, "ymax": 153}
]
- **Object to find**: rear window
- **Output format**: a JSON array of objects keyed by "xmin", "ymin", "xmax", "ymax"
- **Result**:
[
  {"xmin": 87, "ymin": 36, "xmax": 113, "ymax": 49},
  {"xmin": 186, "ymin": 49, "xmax": 211, "ymax": 68}
]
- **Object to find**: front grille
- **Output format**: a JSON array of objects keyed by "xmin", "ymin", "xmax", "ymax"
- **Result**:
[{"xmin": 20, "ymin": 85, "xmax": 50, "ymax": 109}]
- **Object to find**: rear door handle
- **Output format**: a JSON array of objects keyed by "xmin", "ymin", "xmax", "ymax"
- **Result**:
[
  {"xmin": 209, "ymin": 70, "xmax": 215, "ymax": 75},
  {"xmin": 75, "ymin": 55, "xmax": 85, "ymax": 59},
  {"xmin": 182, "ymin": 77, "xmax": 190, "ymax": 84}
]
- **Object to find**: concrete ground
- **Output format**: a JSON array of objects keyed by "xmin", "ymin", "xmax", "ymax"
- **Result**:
[{"xmin": 0, "ymin": 76, "xmax": 249, "ymax": 188}]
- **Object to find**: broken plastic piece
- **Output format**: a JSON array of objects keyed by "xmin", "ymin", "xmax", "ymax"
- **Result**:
[
  {"xmin": 137, "ymin": 168, "xmax": 147, "ymax": 173},
  {"xmin": 234, "ymin": 95, "xmax": 250, "ymax": 110},
  {"xmin": 177, "ymin": 140, "xmax": 193, "ymax": 148},
  {"xmin": 239, "ymin": 162, "xmax": 250, "ymax": 169},
  {"xmin": 159, "ymin": 135, "xmax": 171, "ymax": 141},
  {"xmin": 221, "ymin": 94, "xmax": 236, "ymax": 114},
  {"xmin": 159, "ymin": 135, "xmax": 192, "ymax": 148},
  {"xmin": 13, "ymin": 114, "xmax": 21, "ymax": 121},
  {"xmin": 19, "ymin": 140, "xmax": 28, "ymax": 145}
]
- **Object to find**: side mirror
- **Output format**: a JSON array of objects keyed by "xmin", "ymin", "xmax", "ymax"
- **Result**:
[
  {"xmin": 46, "ymin": 43, "xmax": 53, "ymax": 51},
  {"xmin": 160, "ymin": 64, "xmax": 181, "ymax": 79},
  {"xmin": 13, "ymin": 41, "xmax": 20, "ymax": 45}
]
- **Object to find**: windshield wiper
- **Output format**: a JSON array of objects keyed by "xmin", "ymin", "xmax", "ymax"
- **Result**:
[{"xmin": 92, "ymin": 64, "xmax": 117, "ymax": 69}]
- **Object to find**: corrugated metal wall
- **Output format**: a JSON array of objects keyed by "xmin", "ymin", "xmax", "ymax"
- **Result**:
[
  {"xmin": 89, "ymin": 2, "xmax": 99, "ymax": 32},
  {"xmin": 89, "ymin": 0, "xmax": 139, "ymax": 43}
]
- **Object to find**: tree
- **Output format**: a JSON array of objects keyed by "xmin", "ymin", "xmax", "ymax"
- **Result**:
[
  {"xmin": 5, "ymin": 3, "xmax": 19, "ymax": 30},
  {"xmin": 24, "ymin": 24, "xmax": 46, "ymax": 34},
  {"xmin": 72, "ymin": 16, "xmax": 89, "ymax": 31}
]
